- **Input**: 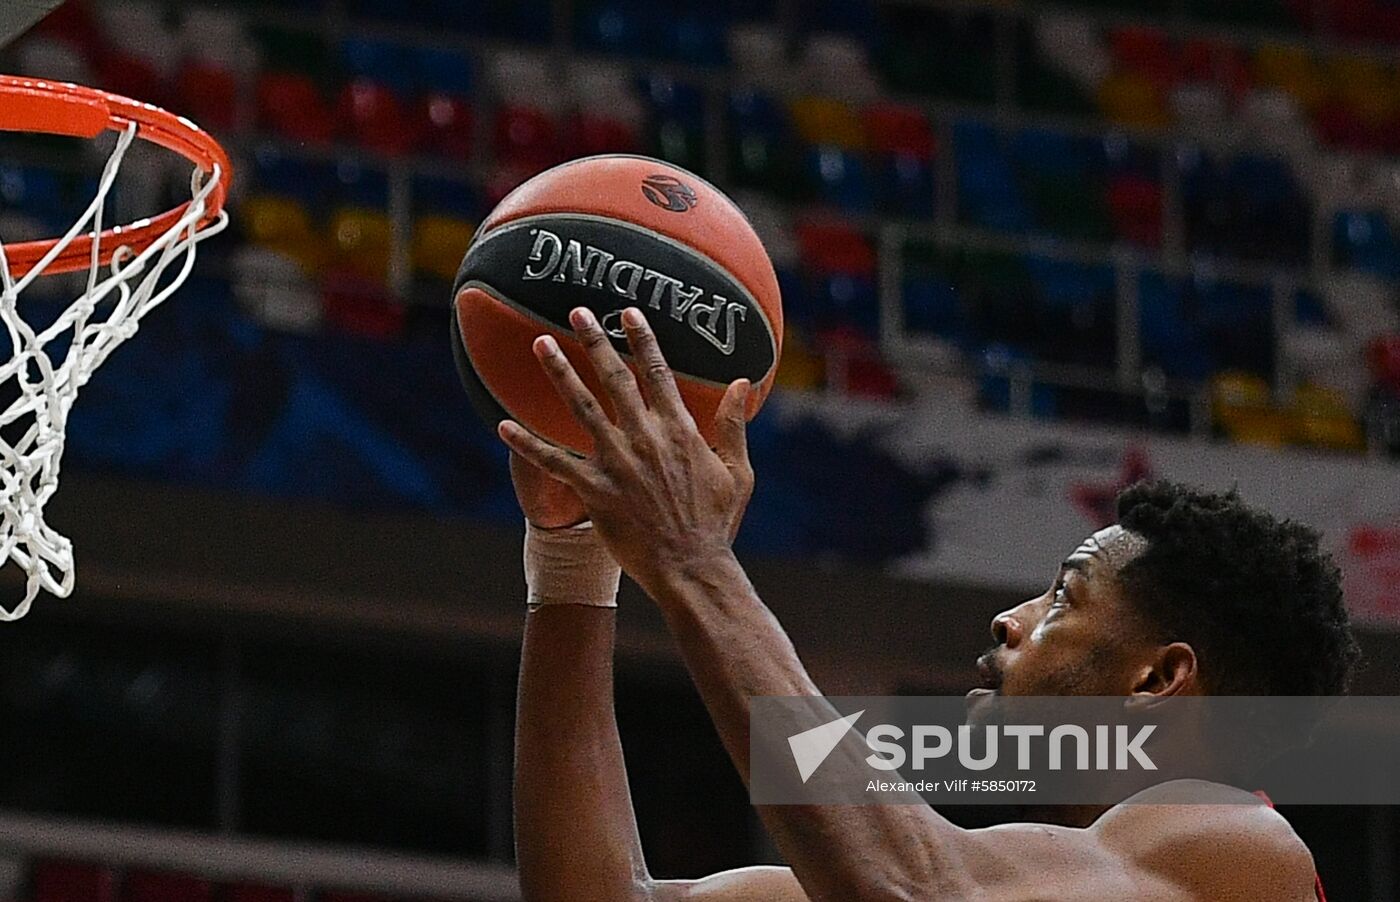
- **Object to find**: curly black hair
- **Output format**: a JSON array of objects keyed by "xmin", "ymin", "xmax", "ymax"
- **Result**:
[{"xmin": 1114, "ymin": 480, "xmax": 1360, "ymax": 696}]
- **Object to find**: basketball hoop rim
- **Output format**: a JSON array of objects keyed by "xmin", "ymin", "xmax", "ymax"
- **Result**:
[{"xmin": 0, "ymin": 75, "xmax": 232, "ymax": 276}]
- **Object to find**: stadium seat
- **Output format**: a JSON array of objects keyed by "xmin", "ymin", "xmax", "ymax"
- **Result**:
[
  {"xmin": 806, "ymin": 146, "xmax": 875, "ymax": 213},
  {"xmin": 1333, "ymin": 210, "xmax": 1400, "ymax": 277},
  {"xmin": 794, "ymin": 219, "xmax": 876, "ymax": 275},
  {"xmin": 1291, "ymin": 383, "xmax": 1365, "ymax": 451},
  {"xmin": 789, "ymin": 97, "xmax": 867, "ymax": 149},
  {"xmin": 1107, "ymin": 174, "xmax": 1164, "ymax": 247},
  {"xmin": 337, "ymin": 80, "xmax": 414, "ymax": 156},
  {"xmin": 32, "ymin": 861, "xmax": 117, "ymax": 902},
  {"xmin": 773, "ymin": 326, "xmax": 826, "ymax": 390},
  {"xmin": 954, "ymin": 123, "xmax": 1032, "ymax": 233},
  {"xmin": 256, "ymin": 72, "xmax": 335, "ymax": 144},
  {"xmin": 330, "ymin": 207, "xmax": 394, "ymax": 283},
  {"xmin": 1108, "ymin": 25, "xmax": 1177, "ymax": 90},
  {"xmin": 321, "ymin": 268, "xmax": 405, "ymax": 339},
  {"xmin": 122, "ymin": 871, "xmax": 213, "ymax": 902},
  {"xmin": 1211, "ymin": 371, "xmax": 1289, "ymax": 446},
  {"xmin": 416, "ymin": 93, "xmax": 475, "ymax": 160},
  {"xmin": 493, "ymin": 105, "xmax": 562, "ymax": 170},
  {"xmin": 727, "ymin": 89, "xmax": 798, "ymax": 196},
  {"xmin": 568, "ymin": 112, "xmax": 642, "ymax": 157},
  {"xmin": 818, "ymin": 325, "xmax": 898, "ymax": 397},
  {"xmin": 413, "ymin": 215, "xmax": 476, "ymax": 282},
  {"xmin": 1097, "ymin": 71, "xmax": 1170, "ymax": 130},
  {"xmin": 176, "ymin": 61, "xmax": 240, "ymax": 133},
  {"xmin": 240, "ymin": 195, "xmax": 327, "ymax": 272}
]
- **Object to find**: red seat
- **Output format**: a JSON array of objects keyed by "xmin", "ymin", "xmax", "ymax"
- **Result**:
[
  {"xmin": 32, "ymin": 860, "xmax": 117, "ymax": 902},
  {"xmin": 321, "ymin": 268, "xmax": 405, "ymax": 339},
  {"xmin": 568, "ymin": 112, "xmax": 641, "ymax": 157},
  {"xmin": 794, "ymin": 219, "xmax": 876, "ymax": 276},
  {"xmin": 97, "ymin": 52, "xmax": 169, "ymax": 109},
  {"xmin": 121, "ymin": 871, "xmax": 212, "ymax": 902},
  {"xmin": 1109, "ymin": 26, "xmax": 1177, "ymax": 90},
  {"xmin": 257, "ymin": 72, "xmax": 335, "ymax": 145},
  {"xmin": 1368, "ymin": 335, "xmax": 1400, "ymax": 396},
  {"xmin": 337, "ymin": 80, "xmax": 414, "ymax": 157},
  {"xmin": 416, "ymin": 93, "xmax": 475, "ymax": 159},
  {"xmin": 1315, "ymin": 100, "xmax": 1384, "ymax": 154},
  {"xmin": 178, "ymin": 62, "xmax": 239, "ymax": 133},
  {"xmin": 1107, "ymin": 175, "xmax": 1163, "ymax": 248},
  {"xmin": 863, "ymin": 103, "xmax": 935, "ymax": 158},
  {"xmin": 818, "ymin": 325, "xmax": 898, "ymax": 398},
  {"xmin": 492, "ymin": 105, "xmax": 562, "ymax": 169}
]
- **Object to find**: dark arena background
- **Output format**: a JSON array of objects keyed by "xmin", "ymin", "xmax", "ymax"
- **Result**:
[{"xmin": 1, "ymin": 0, "xmax": 1400, "ymax": 899}]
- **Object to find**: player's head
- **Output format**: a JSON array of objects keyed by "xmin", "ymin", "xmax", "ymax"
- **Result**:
[{"xmin": 975, "ymin": 480, "xmax": 1359, "ymax": 699}]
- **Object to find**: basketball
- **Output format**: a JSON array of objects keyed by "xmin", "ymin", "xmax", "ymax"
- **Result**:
[{"xmin": 450, "ymin": 154, "xmax": 783, "ymax": 454}]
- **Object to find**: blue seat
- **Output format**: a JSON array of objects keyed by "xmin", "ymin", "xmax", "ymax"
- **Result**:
[
  {"xmin": 669, "ymin": 9, "xmax": 729, "ymax": 64},
  {"xmin": 876, "ymin": 153, "xmax": 936, "ymax": 219},
  {"xmin": 0, "ymin": 165, "xmax": 67, "ymax": 231},
  {"xmin": 1333, "ymin": 210, "xmax": 1400, "ymax": 277},
  {"xmin": 339, "ymin": 38, "xmax": 415, "ymax": 95},
  {"xmin": 250, "ymin": 147, "xmax": 338, "ymax": 212},
  {"xmin": 729, "ymin": 89, "xmax": 787, "ymax": 132},
  {"xmin": 637, "ymin": 72, "xmax": 705, "ymax": 124},
  {"xmin": 576, "ymin": 1, "xmax": 648, "ymax": 56},
  {"xmin": 957, "ymin": 153, "xmax": 1031, "ymax": 232},
  {"xmin": 902, "ymin": 274, "xmax": 963, "ymax": 340},
  {"xmin": 807, "ymin": 146, "xmax": 874, "ymax": 213},
  {"xmin": 977, "ymin": 343, "xmax": 1058, "ymax": 417},
  {"xmin": 811, "ymin": 272, "xmax": 879, "ymax": 335},
  {"xmin": 414, "ymin": 46, "xmax": 474, "ymax": 96},
  {"xmin": 1138, "ymin": 272, "xmax": 1212, "ymax": 382},
  {"xmin": 334, "ymin": 159, "xmax": 391, "ymax": 209},
  {"xmin": 413, "ymin": 176, "xmax": 482, "ymax": 219}
]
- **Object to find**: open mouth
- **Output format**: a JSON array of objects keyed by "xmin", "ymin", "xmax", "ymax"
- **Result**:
[{"xmin": 971, "ymin": 653, "xmax": 1001, "ymax": 695}]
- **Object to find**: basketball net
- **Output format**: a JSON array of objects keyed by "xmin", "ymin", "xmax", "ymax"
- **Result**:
[{"xmin": 0, "ymin": 120, "xmax": 229, "ymax": 620}]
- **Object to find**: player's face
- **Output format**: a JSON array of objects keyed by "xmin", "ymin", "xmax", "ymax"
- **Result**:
[{"xmin": 972, "ymin": 526, "xmax": 1157, "ymax": 698}]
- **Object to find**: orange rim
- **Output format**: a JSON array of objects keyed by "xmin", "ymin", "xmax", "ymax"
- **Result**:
[{"xmin": 0, "ymin": 75, "xmax": 232, "ymax": 276}]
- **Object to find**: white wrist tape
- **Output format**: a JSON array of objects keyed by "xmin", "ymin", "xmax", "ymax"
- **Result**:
[{"xmin": 524, "ymin": 519, "xmax": 622, "ymax": 610}]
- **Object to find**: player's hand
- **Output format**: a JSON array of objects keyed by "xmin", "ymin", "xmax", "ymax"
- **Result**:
[
  {"xmin": 497, "ymin": 306, "xmax": 755, "ymax": 594},
  {"xmin": 509, "ymin": 453, "xmax": 587, "ymax": 529}
]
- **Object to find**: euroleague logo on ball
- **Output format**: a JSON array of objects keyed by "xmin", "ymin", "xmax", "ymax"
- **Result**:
[{"xmin": 641, "ymin": 174, "xmax": 698, "ymax": 213}]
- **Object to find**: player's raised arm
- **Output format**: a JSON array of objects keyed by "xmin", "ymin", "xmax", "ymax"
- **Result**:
[
  {"xmin": 508, "ymin": 456, "xmax": 653, "ymax": 902},
  {"xmin": 499, "ymin": 306, "xmax": 1321, "ymax": 902}
]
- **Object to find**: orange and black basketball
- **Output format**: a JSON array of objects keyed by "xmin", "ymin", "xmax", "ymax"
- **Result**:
[{"xmin": 450, "ymin": 154, "xmax": 783, "ymax": 455}]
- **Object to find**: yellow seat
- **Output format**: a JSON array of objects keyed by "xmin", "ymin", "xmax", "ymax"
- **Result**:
[
  {"xmin": 1291, "ymin": 383, "xmax": 1365, "ymax": 452},
  {"xmin": 789, "ymin": 96, "xmax": 867, "ymax": 150},
  {"xmin": 242, "ymin": 195, "xmax": 313, "ymax": 245},
  {"xmin": 774, "ymin": 327, "xmax": 824, "ymax": 391},
  {"xmin": 1211, "ymin": 371, "xmax": 1288, "ymax": 445},
  {"xmin": 1330, "ymin": 55, "xmax": 1396, "ymax": 126},
  {"xmin": 330, "ymin": 207, "xmax": 393, "ymax": 283},
  {"xmin": 1253, "ymin": 43, "xmax": 1328, "ymax": 112},
  {"xmin": 412, "ymin": 215, "xmax": 476, "ymax": 282},
  {"xmin": 240, "ymin": 195, "xmax": 328, "ymax": 272},
  {"xmin": 1097, "ymin": 72, "xmax": 1170, "ymax": 130}
]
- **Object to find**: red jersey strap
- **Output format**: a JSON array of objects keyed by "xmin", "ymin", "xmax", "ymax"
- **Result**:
[{"xmin": 1253, "ymin": 791, "xmax": 1326, "ymax": 901}]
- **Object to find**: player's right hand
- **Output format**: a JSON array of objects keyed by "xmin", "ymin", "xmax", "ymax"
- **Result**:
[{"xmin": 510, "ymin": 453, "xmax": 587, "ymax": 529}]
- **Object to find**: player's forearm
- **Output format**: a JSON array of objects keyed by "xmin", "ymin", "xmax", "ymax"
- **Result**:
[
  {"xmin": 644, "ymin": 552, "xmax": 977, "ymax": 902},
  {"xmin": 514, "ymin": 606, "xmax": 652, "ymax": 902}
]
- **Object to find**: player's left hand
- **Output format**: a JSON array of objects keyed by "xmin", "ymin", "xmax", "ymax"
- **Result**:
[{"xmin": 497, "ymin": 306, "xmax": 754, "ymax": 596}]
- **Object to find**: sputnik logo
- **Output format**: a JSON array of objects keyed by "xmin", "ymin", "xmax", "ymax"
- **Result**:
[{"xmin": 787, "ymin": 710, "xmax": 865, "ymax": 783}]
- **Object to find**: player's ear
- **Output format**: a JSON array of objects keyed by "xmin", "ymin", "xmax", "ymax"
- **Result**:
[{"xmin": 1126, "ymin": 641, "xmax": 1199, "ymax": 706}]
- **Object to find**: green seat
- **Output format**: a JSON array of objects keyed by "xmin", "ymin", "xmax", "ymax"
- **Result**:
[{"xmin": 252, "ymin": 25, "xmax": 331, "ymax": 78}]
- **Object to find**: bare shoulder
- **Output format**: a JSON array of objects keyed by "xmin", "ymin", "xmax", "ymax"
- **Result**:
[
  {"xmin": 1095, "ymin": 780, "xmax": 1317, "ymax": 901},
  {"xmin": 653, "ymin": 866, "xmax": 807, "ymax": 902}
]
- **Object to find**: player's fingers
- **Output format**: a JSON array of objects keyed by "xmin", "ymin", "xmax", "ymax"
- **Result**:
[
  {"xmin": 569, "ymin": 307, "xmax": 645, "ymax": 426},
  {"xmin": 532, "ymin": 334, "xmax": 620, "ymax": 444},
  {"xmin": 713, "ymin": 379, "xmax": 752, "ymax": 470},
  {"xmin": 498, "ymin": 420, "xmax": 591, "ymax": 489},
  {"xmin": 620, "ymin": 307, "xmax": 687, "ymax": 420}
]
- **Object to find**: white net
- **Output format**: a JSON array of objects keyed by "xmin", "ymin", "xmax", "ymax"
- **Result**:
[{"xmin": 0, "ymin": 120, "xmax": 229, "ymax": 620}]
